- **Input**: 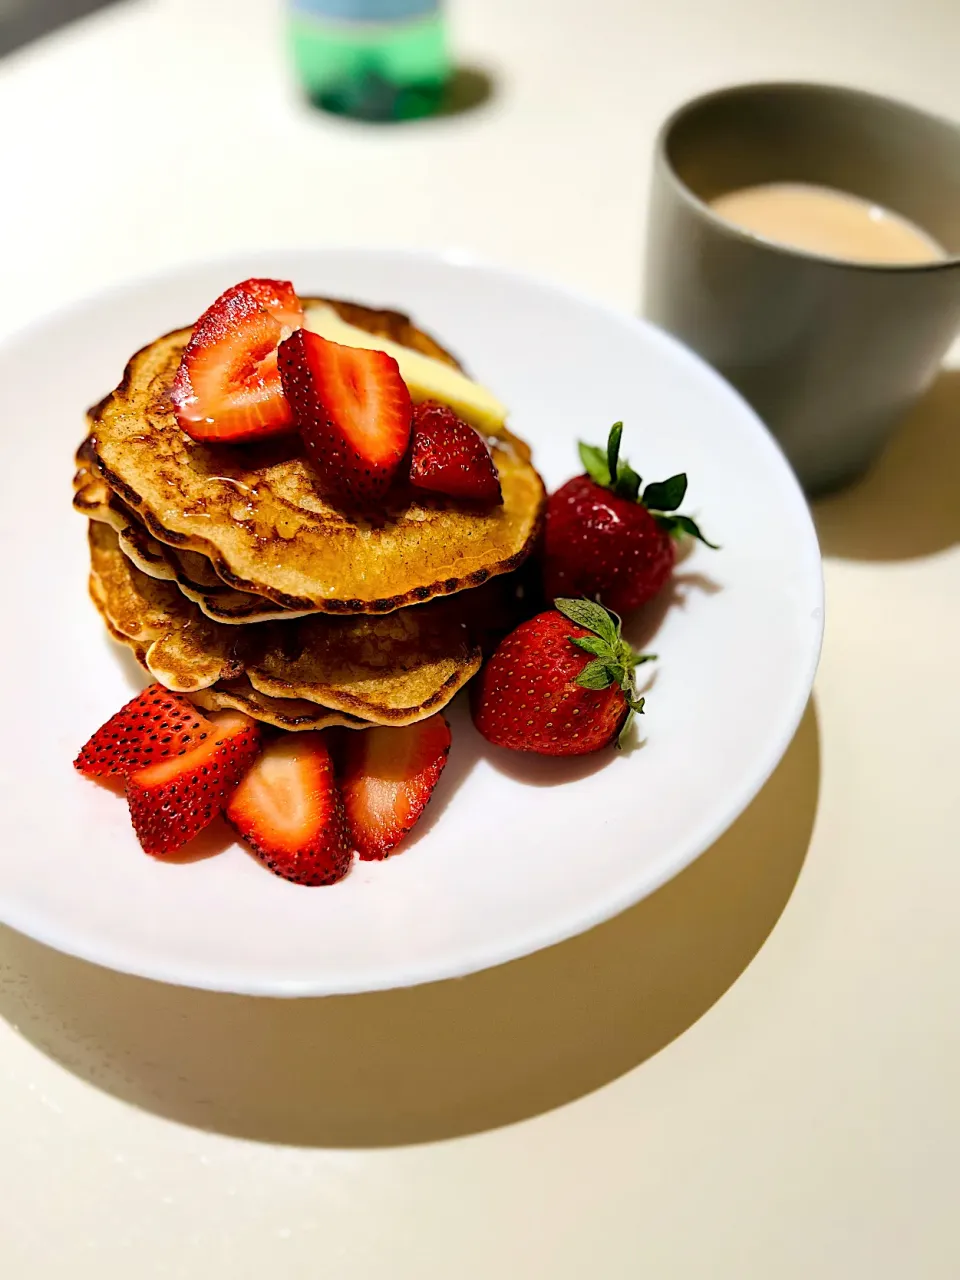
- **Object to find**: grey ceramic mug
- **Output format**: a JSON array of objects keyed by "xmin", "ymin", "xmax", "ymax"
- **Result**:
[{"xmin": 644, "ymin": 82, "xmax": 960, "ymax": 494}]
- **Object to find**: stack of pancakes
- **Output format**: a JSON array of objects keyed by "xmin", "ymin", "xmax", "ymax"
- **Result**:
[{"xmin": 74, "ymin": 300, "xmax": 546, "ymax": 732}]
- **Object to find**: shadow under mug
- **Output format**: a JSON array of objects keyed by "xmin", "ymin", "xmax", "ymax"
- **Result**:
[{"xmin": 644, "ymin": 82, "xmax": 960, "ymax": 495}]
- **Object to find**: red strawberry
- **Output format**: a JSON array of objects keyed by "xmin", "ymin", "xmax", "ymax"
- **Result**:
[
  {"xmin": 341, "ymin": 714, "xmax": 451, "ymax": 860},
  {"xmin": 408, "ymin": 401, "xmax": 502, "ymax": 504},
  {"xmin": 171, "ymin": 279, "xmax": 303, "ymax": 442},
  {"xmin": 278, "ymin": 329, "xmax": 412, "ymax": 504},
  {"xmin": 75, "ymin": 683, "xmax": 211, "ymax": 778},
  {"xmin": 126, "ymin": 711, "xmax": 261, "ymax": 856},
  {"xmin": 543, "ymin": 423, "xmax": 717, "ymax": 613},
  {"xmin": 471, "ymin": 599, "xmax": 654, "ymax": 756},
  {"xmin": 225, "ymin": 732, "xmax": 351, "ymax": 886}
]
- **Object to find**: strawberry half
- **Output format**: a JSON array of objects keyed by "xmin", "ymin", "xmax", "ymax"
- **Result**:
[
  {"xmin": 225, "ymin": 732, "xmax": 351, "ymax": 886},
  {"xmin": 126, "ymin": 711, "xmax": 261, "ymax": 856},
  {"xmin": 409, "ymin": 401, "xmax": 502, "ymax": 504},
  {"xmin": 75, "ymin": 684, "xmax": 212, "ymax": 779},
  {"xmin": 278, "ymin": 329, "xmax": 413, "ymax": 504},
  {"xmin": 341, "ymin": 714, "xmax": 451, "ymax": 860},
  {"xmin": 171, "ymin": 279, "xmax": 303, "ymax": 443}
]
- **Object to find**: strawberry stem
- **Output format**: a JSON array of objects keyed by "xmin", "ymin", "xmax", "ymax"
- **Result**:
[{"xmin": 606, "ymin": 421, "xmax": 623, "ymax": 486}]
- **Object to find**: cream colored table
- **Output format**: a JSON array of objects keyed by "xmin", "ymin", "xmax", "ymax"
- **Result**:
[{"xmin": 1, "ymin": 2, "xmax": 958, "ymax": 1275}]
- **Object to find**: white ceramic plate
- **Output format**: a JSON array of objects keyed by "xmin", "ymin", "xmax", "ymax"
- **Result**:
[{"xmin": 0, "ymin": 249, "xmax": 822, "ymax": 995}]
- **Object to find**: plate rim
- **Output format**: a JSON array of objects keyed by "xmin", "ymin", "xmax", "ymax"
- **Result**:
[{"xmin": 0, "ymin": 247, "xmax": 824, "ymax": 995}]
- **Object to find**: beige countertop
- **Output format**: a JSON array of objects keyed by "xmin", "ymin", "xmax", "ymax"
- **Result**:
[{"xmin": 1, "ymin": 1, "xmax": 958, "ymax": 1275}]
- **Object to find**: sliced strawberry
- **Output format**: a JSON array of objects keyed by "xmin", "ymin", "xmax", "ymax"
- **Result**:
[
  {"xmin": 409, "ymin": 401, "xmax": 502, "ymax": 504},
  {"xmin": 172, "ymin": 279, "xmax": 303, "ymax": 443},
  {"xmin": 126, "ymin": 711, "xmax": 261, "ymax": 856},
  {"xmin": 225, "ymin": 732, "xmax": 351, "ymax": 886},
  {"xmin": 341, "ymin": 714, "xmax": 451, "ymax": 861},
  {"xmin": 278, "ymin": 329, "xmax": 413, "ymax": 504},
  {"xmin": 75, "ymin": 683, "xmax": 212, "ymax": 779}
]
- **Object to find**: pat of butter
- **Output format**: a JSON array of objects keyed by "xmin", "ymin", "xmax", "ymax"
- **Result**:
[{"xmin": 303, "ymin": 303, "xmax": 508, "ymax": 432}]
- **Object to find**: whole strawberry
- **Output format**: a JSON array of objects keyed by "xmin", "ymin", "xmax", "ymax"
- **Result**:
[
  {"xmin": 543, "ymin": 423, "xmax": 716, "ymax": 613},
  {"xmin": 471, "ymin": 598, "xmax": 654, "ymax": 756}
]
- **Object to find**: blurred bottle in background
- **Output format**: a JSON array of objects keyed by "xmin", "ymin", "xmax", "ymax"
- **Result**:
[{"xmin": 287, "ymin": 0, "xmax": 450, "ymax": 122}]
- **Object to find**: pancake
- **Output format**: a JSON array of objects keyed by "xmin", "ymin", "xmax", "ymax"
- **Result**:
[
  {"xmin": 92, "ymin": 593, "xmax": 361, "ymax": 732},
  {"xmin": 88, "ymin": 298, "xmax": 545, "ymax": 615},
  {"xmin": 189, "ymin": 680, "xmax": 366, "ymax": 732},
  {"xmin": 75, "ymin": 445, "xmax": 314, "ymax": 623},
  {"xmin": 87, "ymin": 522, "xmax": 482, "ymax": 724},
  {"xmin": 88, "ymin": 520, "xmax": 247, "ymax": 690},
  {"xmin": 93, "ymin": 611, "xmax": 357, "ymax": 733}
]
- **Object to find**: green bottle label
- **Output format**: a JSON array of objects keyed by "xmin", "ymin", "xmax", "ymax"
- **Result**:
[{"xmin": 291, "ymin": 0, "xmax": 440, "ymax": 21}]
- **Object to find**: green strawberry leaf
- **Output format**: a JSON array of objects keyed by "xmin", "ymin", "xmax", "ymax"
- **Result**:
[
  {"xmin": 606, "ymin": 421, "xmax": 624, "ymax": 486},
  {"xmin": 642, "ymin": 473, "xmax": 687, "ymax": 512},
  {"xmin": 572, "ymin": 635, "xmax": 610, "ymax": 657},
  {"xmin": 574, "ymin": 659, "xmax": 616, "ymax": 690},
  {"xmin": 614, "ymin": 459, "xmax": 642, "ymax": 502},
  {"xmin": 655, "ymin": 513, "xmax": 720, "ymax": 549},
  {"xmin": 626, "ymin": 651, "xmax": 657, "ymax": 670},
  {"xmin": 578, "ymin": 442, "xmax": 611, "ymax": 488},
  {"xmin": 555, "ymin": 597, "xmax": 619, "ymax": 647}
]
